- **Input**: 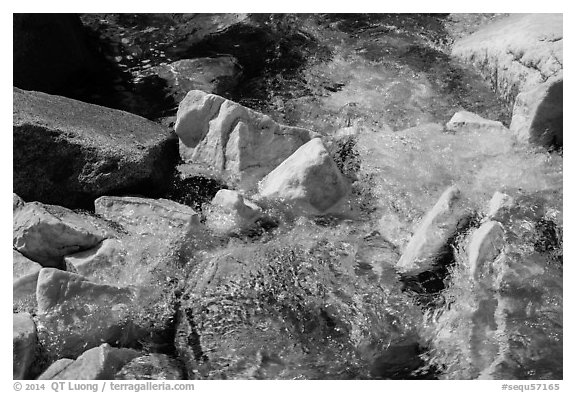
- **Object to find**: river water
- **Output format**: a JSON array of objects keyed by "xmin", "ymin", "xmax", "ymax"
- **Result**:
[{"xmin": 79, "ymin": 14, "xmax": 563, "ymax": 379}]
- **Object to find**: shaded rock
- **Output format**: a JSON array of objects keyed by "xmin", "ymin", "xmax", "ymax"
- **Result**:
[
  {"xmin": 144, "ymin": 56, "xmax": 242, "ymax": 102},
  {"xmin": 451, "ymin": 14, "xmax": 562, "ymax": 148},
  {"xmin": 13, "ymin": 14, "xmax": 106, "ymax": 95},
  {"xmin": 467, "ymin": 221, "xmax": 506, "ymax": 279},
  {"xmin": 510, "ymin": 77, "xmax": 563, "ymax": 147},
  {"xmin": 94, "ymin": 196, "xmax": 200, "ymax": 235},
  {"xmin": 64, "ymin": 239, "xmax": 124, "ymax": 278},
  {"xmin": 205, "ymin": 189, "xmax": 265, "ymax": 234},
  {"xmin": 13, "ymin": 313, "xmax": 37, "ymax": 379},
  {"xmin": 115, "ymin": 354, "xmax": 184, "ymax": 380},
  {"xmin": 37, "ymin": 358, "xmax": 74, "ymax": 380},
  {"xmin": 175, "ymin": 90, "xmax": 317, "ymax": 189},
  {"xmin": 257, "ymin": 138, "xmax": 349, "ymax": 214},
  {"xmin": 486, "ymin": 191, "xmax": 515, "ymax": 221},
  {"xmin": 39, "ymin": 344, "xmax": 139, "ymax": 380},
  {"xmin": 35, "ymin": 268, "xmax": 137, "ymax": 359},
  {"xmin": 13, "ymin": 88, "xmax": 178, "ymax": 209},
  {"xmin": 13, "ymin": 202, "xmax": 110, "ymax": 267},
  {"xmin": 446, "ymin": 111, "xmax": 507, "ymax": 132},
  {"xmin": 397, "ymin": 185, "xmax": 470, "ymax": 274}
]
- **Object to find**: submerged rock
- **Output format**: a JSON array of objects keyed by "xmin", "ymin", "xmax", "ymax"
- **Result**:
[
  {"xmin": 39, "ymin": 344, "xmax": 139, "ymax": 380},
  {"xmin": 13, "ymin": 88, "xmax": 178, "ymax": 209},
  {"xmin": 13, "ymin": 313, "xmax": 37, "ymax": 379},
  {"xmin": 35, "ymin": 268, "xmax": 137, "ymax": 359},
  {"xmin": 94, "ymin": 196, "xmax": 200, "ymax": 235},
  {"xmin": 174, "ymin": 90, "xmax": 317, "ymax": 189},
  {"xmin": 452, "ymin": 13, "xmax": 563, "ymax": 147},
  {"xmin": 397, "ymin": 185, "xmax": 470, "ymax": 275},
  {"xmin": 13, "ymin": 202, "xmax": 109, "ymax": 268},
  {"xmin": 257, "ymin": 138, "xmax": 349, "ymax": 215},
  {"xmin": 64, "ymin": 239, "xmax": 124, "ymax": 278},
  {"xmin": 144, "ymin": 56, "xmax": 242, "ymax": 102},
  {"xmin": 205, "ymin": 189, "xmax": 265, "ymax": 235},
  {"xmin": 115, "ymin": 354, "xmax": 184, "ymax": 380},
  {"xmin": 446, "ymin": 111, "xmax": 507, "ymax": 132}
]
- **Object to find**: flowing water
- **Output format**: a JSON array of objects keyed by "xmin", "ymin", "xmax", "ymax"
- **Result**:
[{"xmin": 75, "ymin": 14, "xmax": 562, "ymax": 379}]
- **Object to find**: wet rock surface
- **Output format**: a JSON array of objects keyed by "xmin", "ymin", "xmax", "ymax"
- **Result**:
[{"xmin": 12, "ymin": 13, "xmax": 562, "ymax": 381}]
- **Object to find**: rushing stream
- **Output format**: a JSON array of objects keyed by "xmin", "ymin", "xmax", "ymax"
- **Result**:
[{"xmin": 50, "ymin": 14, "xmax": 562, "ymax": 379}]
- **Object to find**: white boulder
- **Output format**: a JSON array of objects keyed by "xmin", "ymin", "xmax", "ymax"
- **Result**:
[{"xmin": 257, "ymin": 138, "xmax": 349, "ymax": 215}]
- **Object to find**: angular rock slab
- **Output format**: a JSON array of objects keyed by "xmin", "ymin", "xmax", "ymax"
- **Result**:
[
  {"xmin": 35, "ymin": 268, "xmax": 137, "ymax": 359},
  {"xmin": 257, "ymin": 138, "xmax": 349, "ymax": 215},
  {"xmin": 13, "ymin": 313, "xmax": 37, "ymax": 379},
  {"xmin": 205, "ymin": 189, "xmax": 264, "ymax": 234},
  {"xmin": 13, "ymin": 87, "xmax": 178, "ymax": 208},
  {"xmin": 38, "ymin": 344, "xmax": 139, "ymax": 380},
  {"xmin": 446, "ymin": 111, "xmax": 507, "ymax": 132},
  {"xmin": 95, "ymin": 196, "xmax": 200, "ymax": 235},
  {"xmin": 175, "ymin": 90, "xmax": 316, "ymax": 189},
  {"xmin": 397, "ymin": 185, "xmax": 470, "ymax": 274},
  {"xmin": 115, "ymin": 354, "xmax": 184, "ymax": 380},
  {"xmin": 467, "ymin": 221, "xmax": 506, "ymax": 280},
  {"xmin": 13, "ymin": 202, "xmax": 109, "ymax": 267}
]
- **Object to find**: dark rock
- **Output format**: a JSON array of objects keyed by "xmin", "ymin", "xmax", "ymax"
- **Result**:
[
  {"xmin": 13, "ymin": 88, "xmax": 178, "ymax": 209},
  {"xmin": 13, "ymin": 14, "xmax": 106, "ymax": 95}
]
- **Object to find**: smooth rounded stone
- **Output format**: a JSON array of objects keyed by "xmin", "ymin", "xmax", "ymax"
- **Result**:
[
  {"xmin": 175, "ymin": 90, "xmax": 317, "ymax": 190},
  {"xmin": 510, "ymin": 77, "xmax": 563, "ymax": 147},
  {"xmin": 36, "ymin": 268, "xmax": 137, "ymax": 359},
  {"xmin": 486, "ymin": 191, "xmax": 515, "ymax": 221},
  {"xmin": 64, "ymin": 239, "xmax": 124, "ymax": 279},
  {"xmin": 445, "ymin": 111, "xmax": 507, "ymax": 132},
  {"xmin": 37, "ymin": 358, "xmax": 74, "ymax": 380},
  {"xmin": 115, "ymin": 354, "xmax": 184, "ymax": 380},
  {"xmin": 13, "ymin": 313, "xmax": 37, "ymax": 379},
  {"xmin": 205, "ymin": 189, "xmax": 264, "ymax": 234},
  {"xmin": 144, "ymin": 56, "xmax": 242, "ymax": 102},
  {"xmin": 257, "ymin": 138, "xmax": 350, "ymax": 215},
  {"xmin": 94, "ymin": 196, "xmax": 200, "ymax": 235},
  {"xmin": 467, "ymin": 221, "xmax": 506, "ymax": 280},
  {"xmin": 40, "ymin": 344, "xmax": 140, "ymax": 380},
  {"xmin": 396, "ymin": 185, "xmax": 470, "ymax": 275},
  {"xmin": 13, "ymin": 87, "xmax": 178, "ymax": 209},
  {"xmin": 13, "ymin": 202, "xmax": 110, "ymax": 267}
]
